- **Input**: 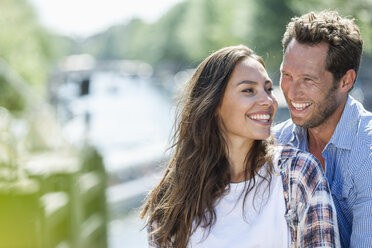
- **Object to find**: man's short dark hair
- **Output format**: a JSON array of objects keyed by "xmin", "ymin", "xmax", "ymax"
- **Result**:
[{"xmin": 282, "ymin": 10, "xmax": 363, "ymax": 84}]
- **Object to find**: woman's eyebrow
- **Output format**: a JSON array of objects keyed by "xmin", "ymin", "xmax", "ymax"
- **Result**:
[
  {"xmin": 237, "ymin": 80, "xmax": 257, "ymax": 86},
  {"xmin": 237, "ymin": 80, "xmax": 272, "ymax": 85}
]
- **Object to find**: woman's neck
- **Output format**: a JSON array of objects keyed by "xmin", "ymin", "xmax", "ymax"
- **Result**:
[{"xmin": 226, "ymin": 138, "xmax": 253, "ymax": 183}]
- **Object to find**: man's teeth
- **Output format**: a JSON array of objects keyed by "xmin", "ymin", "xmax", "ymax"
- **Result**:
[
  {"xmin": 249, "ymin": 114, "xmax": 270, "ymax": 122},
  {"xmin": 292, "ymin": 102, "xmax": 311, "ymax": 110}
]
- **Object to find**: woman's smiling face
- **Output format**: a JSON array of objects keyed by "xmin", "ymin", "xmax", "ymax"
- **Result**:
[{"xmin": 217, "ymin": 57, "xmax": 278, "ymax": 145}]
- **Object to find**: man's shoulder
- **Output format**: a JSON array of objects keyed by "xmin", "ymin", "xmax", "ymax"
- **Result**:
[
  {"xmin": 358, "ymin": 108, "xmax": 372, "ymax": 135},
  {"xmin": 343, "ymin": 98, "xmax": 372, "ymax": 174},
  {"xmin": 351, "ymin": 112, "xmax": 372, "ymax": 168},
  {"xmin": 348, "ymin": 96, "xmax": 372, "ymax": 131},
  {"xmin": 273, "ymin": 119, "xmax": 296, "ymax": 144},
  {"xmin": 351, "ymin": 99, "xmax": 372, "ymax": 149},
  {"xmin": 357, "ymin": 113, "xmax": 372, "ymax": 147}
]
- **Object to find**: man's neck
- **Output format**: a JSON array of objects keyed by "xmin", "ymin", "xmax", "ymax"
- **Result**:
[
  {"xmin": 307, "ymin": 98, "xmax": 347, "ymax": 170},
  {"xmin": 308, "ymin": 123, "xmax": 335, "ymax": 152},
  {"xmin": 308, "ymin": 127, "xmax": 331, "ymax": 170}
]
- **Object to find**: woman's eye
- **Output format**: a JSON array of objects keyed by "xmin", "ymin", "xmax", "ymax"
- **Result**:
[
  {"xmin": 242, "ymin": 88, "xmax": 254, "ymax": 93},
  {"xmin": 267, "ymin": 87, "xmax": 274, "ymax": 93},
  {"xmin": 304, "ymin": 77, "xmax": 313, "ymax": 82}
]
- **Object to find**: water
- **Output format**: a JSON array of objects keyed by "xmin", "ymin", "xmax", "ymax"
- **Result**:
[
  {"xmin": 108, "ymin": 210, "xmax": 148, "ymax": 248},
  {"xmin": 62, "ymin": 72, "xmax": 174, "ymax": 165},
  {"xmin": 59, "ymin": 71, "xmax": 175, "ymax": 248}
]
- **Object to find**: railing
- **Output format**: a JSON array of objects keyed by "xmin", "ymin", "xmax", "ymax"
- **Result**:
[{"xmin": 0, "ymin": 147, "xmax": 108, "ymax": 248}]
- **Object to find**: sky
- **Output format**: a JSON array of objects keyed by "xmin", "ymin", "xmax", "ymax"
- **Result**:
[{"xmin": 28, "ymin": 0, "xmax": 184, "ymax": 38}]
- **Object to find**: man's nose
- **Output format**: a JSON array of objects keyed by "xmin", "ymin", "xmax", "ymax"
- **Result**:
[{"xmin": 286, "ymin": 80, "xmax": 303, "ymax": 99}]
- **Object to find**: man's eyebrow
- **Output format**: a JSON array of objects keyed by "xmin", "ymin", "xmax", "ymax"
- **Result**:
[
  {"xmin": 303, "ymin": 74, "xmax": 319, "ymax": 80},
  {"xmin": 237, "ymin": 80, "xmax": 272, "ymax": 85}
]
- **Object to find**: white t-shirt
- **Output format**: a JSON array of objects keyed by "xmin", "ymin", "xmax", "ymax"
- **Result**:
[{"xmin": 188, "ymin": 149, "xmax": 289, "ymax": 248}]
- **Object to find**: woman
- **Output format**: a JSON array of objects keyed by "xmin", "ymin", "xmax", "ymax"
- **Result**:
[{"xmin": 140, "ymin": 45, "xmax": 340, "ymax": 247}]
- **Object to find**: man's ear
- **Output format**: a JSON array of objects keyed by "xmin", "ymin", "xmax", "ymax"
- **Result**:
[{"xmin": 340, "ymin": 69, "xmax": 356, "ymax": 92}]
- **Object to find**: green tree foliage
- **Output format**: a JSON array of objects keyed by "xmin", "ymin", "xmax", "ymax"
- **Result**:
[
  {"xmin": 0, "ymin": 78, "xmax": 26, "ymax": 111},
  {"xmin": 0, "ymin": 0, "xmax": 65, "ymax": 111},
  {"xmin": 80, "ymin": 0, "xmax": 256, "ymax": 70},
  {"xmin": 80, "ymin": 18, "xmax": 152, "ymax": 61},
  {"xmin": 248, "ymin": 0, "xmax": 294, "ymax": 80},
  {"xmin": 77, "ymin": 0, "xmax": 372, "ymax": 78},
  {"xmin": 80, "ymin": 2, "xmax": 190, "ymax": 70},
  {"xmin": 177, "ymin": 0, "xmax": 254, "ymax": 64}
]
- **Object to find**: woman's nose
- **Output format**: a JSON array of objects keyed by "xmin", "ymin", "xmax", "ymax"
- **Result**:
[{"xmin": 258, "ymin": 91, "xmax": 273, "ymax": 106}]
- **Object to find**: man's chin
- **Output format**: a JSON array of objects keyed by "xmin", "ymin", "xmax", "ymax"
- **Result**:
[{"xmin": 290, "ymin": 115, "xmax": 307, "ymax": 127}]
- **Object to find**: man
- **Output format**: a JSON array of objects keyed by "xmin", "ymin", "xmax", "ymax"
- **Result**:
[{"xmin": 274, "ymin": 10, "xmax": 372, "ymax": 247}]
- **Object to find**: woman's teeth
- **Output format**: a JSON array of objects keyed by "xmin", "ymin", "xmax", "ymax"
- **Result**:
[{"xmin": 248, "ymin": 114, "xmax": 270, "ymax": 122}]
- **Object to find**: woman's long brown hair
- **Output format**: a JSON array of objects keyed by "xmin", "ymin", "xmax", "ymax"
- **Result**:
[{"xmin": 140, "ymin": 45, "xmax": 274, "ymax": 248}]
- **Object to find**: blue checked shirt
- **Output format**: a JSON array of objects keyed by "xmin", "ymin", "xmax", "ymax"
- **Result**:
[
  {"xmin": 147, "ymin": 146, "xmax": 340, "ymax": 247},
  {"xmin": 274, "ymin": 95, "xmax": 372, "ymax": 248}
]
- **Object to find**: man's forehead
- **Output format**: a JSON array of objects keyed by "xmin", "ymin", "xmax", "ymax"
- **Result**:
[{"xmin": 282, "ymin": 41, "xmax": 328, "ymax": 70}]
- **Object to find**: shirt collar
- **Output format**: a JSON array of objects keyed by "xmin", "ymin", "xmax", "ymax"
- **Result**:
[
  {"xmin": 328, "ymin": 95, "xmax": 359, "ymax": 150},
  {"xmin": 288, "ymin": 95, "xmax": 359, "ymax": 151},
  {"xmin": 289, "ymin": 124, "xmax": 309, "ymax": 152}
]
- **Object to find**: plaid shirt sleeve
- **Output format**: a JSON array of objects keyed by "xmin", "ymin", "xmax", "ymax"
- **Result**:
[
  {"xmin": 300, "ymin": 176, "xmax": 340, "ymax": 247},
  {"xmin": 279, "ymin": 146, "xmax": 340, "ymax": 248}
]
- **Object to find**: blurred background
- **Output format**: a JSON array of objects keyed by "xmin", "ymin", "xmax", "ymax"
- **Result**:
[{"xmin": 0, "ymin": 0, "xmax": 371, "ymax": 247}]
